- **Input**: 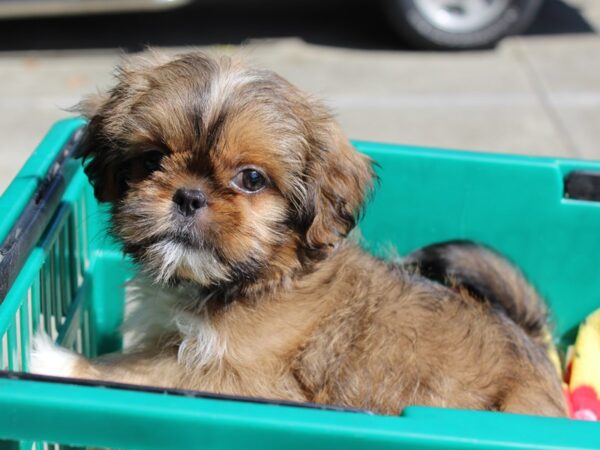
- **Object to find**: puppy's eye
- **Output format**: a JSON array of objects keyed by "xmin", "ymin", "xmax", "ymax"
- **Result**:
[
  {"xmin": 143, "ymin": 150, "xmax": 166, "ymax": 174},
  {"xmin": 231, "ymin": 169, "xmax": 267, "ymax": 193}
]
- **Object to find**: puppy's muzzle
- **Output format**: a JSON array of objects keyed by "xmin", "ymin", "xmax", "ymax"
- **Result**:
[{"xmin": 173, "ymin": 188, "xmax": 207, "ymax": 217}]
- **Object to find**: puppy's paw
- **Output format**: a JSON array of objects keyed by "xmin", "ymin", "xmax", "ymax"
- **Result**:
[{"xmin": 29, "ymin": 333, "xmax": 80, "ymax": 378}]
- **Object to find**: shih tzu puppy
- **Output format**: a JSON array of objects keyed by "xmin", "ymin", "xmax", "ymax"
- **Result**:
[{"xmin": 31, "ymin": 51, "xmax": 566, "ymax": 417}]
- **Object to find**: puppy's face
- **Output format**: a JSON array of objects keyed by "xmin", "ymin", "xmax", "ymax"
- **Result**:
[{"xmin": 78, "ymin": 52, "xmax": 374, "ymax": 291}]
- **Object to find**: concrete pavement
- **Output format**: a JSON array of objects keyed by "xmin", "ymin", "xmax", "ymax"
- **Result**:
[{"xmin": 1, "ymin": 0, "xmax": 599, "ymax": 194}]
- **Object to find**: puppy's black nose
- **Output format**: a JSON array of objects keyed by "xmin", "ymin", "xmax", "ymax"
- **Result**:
[{"xmin": 172, "ymin": 189, "xmax": 207, "ymax": 217}]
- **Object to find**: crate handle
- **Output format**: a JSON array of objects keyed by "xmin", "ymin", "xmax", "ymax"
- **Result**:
[{"xmin": 0, "ymin": 128, "xmax": 84, "ymax": 303}]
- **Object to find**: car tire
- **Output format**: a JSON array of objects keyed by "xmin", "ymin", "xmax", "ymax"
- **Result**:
[{"xmin": 383, "ymin": 0, "xmax": 545, "ymax": 50}]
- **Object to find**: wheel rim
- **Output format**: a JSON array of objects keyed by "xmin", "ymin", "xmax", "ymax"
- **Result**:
[{"xmin": 413, "ymin": 0, "xmax": 512, "ymax": 33}]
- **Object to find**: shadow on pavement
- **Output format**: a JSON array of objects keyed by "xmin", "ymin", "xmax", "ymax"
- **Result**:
[
  {"xmin": 527, "ymin": 0, "xmax": 595, "ymax": 35},
  {"xmin": 0, "ymin": 0, "xmax": 594, "ymax": 53}
]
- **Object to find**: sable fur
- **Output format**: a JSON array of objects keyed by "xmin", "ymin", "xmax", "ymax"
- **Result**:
[
  {"xmin": 31, "ymin": 50, "xmax": 566, "ymax": 417},
  {"xmin": 403, "ymin": 240, "xmax": 549, "ymax": 346}
]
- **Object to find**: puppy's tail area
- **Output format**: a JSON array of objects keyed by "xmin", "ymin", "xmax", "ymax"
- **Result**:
[{"xmin": 404, "ymin": 240, "xmax": 549, "ymax": 346}]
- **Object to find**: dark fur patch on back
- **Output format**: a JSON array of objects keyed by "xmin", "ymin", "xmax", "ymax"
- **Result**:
[{"xmin": 404, "ymin": 240, "xmax": 548, "ymax": 343}]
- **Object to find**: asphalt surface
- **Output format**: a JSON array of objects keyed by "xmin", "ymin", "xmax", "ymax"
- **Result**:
[{"xmin": 1, "ymin": 0, "xmax": 599, "ymax": 193}]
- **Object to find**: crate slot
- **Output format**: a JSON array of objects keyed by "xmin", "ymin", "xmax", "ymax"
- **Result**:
[
  {"xmin": 78, "ymin": 195, "xmax": 89, "ymax": 274},
  {"xmin": 7, "ymin": 324, "xmax": 17, "ymax": 370},
  {"xmin": 1, "ymin": 333, "xmax": 7, "ymax": 370},
  {"xmin": 14, "ymin": 309, "xmax": 23, "ymax": 371},
  {"xmin": 564, "ymin": 170, "xmax": 600, "ymax": 201},
  {"xmin": 40, "ymin": 264, "xmax": 52, "ymax": 339},
  {"xmin": 19, "ymin": 299, "xmax": 30, "ymax": 372},
  {"xmin": 48, "ymin": 242, "xmax": 59, "ymax": 338},
  {"xmin": 31, "ymin": 279, "xmax": 41, "ymax": 346}
]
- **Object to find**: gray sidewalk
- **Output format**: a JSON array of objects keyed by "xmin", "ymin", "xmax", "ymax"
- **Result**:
[{"xmin": 1, "ymin": 0, "xmax": 599, "ymax": 194}]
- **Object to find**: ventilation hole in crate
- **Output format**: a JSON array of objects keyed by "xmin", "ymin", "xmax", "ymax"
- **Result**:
[
  {"xmin": 80, "ymin": 196, "xmax": 90, "ymax": 272},
  {"xmin": 61, "ymin": 235, "xmax": 68, "ymax": 320},
  {"xmin": 69, "ymin": 211, "xmax": 81, "ymax": 289},
  {"xmin": 18, "ymin": 440, "xmax": 37, "ymax": 450},
  {"xmin": 48, "ymin": 241, "xmax": 56, "ymax": 319},
  {"xmin": 82, "ymin": 309, "xmax": 90, "ymax": 357},
  {"xmin": 1, "ymin": 333, "xmax": 8, "ymax": 370},
  {"xmin": 50, "ymin": 323, "xmax": 58, "ymax": 342},
  {"xmin": 7, "ymin": 325, "xmax": 17, "ymax": 370},
  {"xmin": 68, "ymin": 214, "xmax": 80, "ymax": 306},
  {"xmin": 0, "ymin": 439, "xmax": 20, "ymax": 449},
  {"xmin": 50, "ymin": 242, "xmax": 61, "ymax": 337},
  {"xmin": 20, "ymin": 301, "xmax": 30, "ymax": 372},
  {"xmin": 47, "ymin": 255, "xmax": 58, "ymax": 342},
  {"xmin": 14, "ymin": 309, "xmax": 23, "ymax": 371},
  {"xmin": 57, "ymin": 444, "xmax": 81, "ymax": 450},
  {"xmin": 27, "ymin": 288, "xmax": 34, "ymax": 344},
  {"xmin": 58, "ymin": 229, "xmax": 69, "ymax": 321},
  {"xmin": 76, "ymin": 327, "xmax": 83, "ymax": 354},
  {"xmin": 41, "ymin": 264, "xmax": 52, "ymax": 336},
  {"xmin": 76, "ymin": 217, "xmax": 84, "ymax": 286},
  {"xmin": 39, "ymin": 268, "xmax": 46, "ymax": 319},
  {"xmin": 28, "ymin": 282, "xmax": 42, "ymax": 367},
  {"xmin": 33, "ymin": 277, "xmax": 43, "ymax": 340},
  {"xmin": 65, "ymin": 218, "xmax": 73, "ymax": 298}
]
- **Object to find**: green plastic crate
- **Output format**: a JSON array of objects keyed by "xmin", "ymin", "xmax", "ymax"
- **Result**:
[{"xmin": 1, "ymin": 118, "xmax": 600, "ymax": 450}]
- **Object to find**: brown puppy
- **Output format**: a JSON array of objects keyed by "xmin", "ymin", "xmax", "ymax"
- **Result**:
[{"xmin": 31, "ymin": 51, "xmax": 566, "ymax": 417}]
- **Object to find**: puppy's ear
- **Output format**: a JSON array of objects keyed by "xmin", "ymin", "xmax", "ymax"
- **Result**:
[
  {"xmin": 301, "ymin": 120, "xmax": 375, "ymax": 255},
  {"xmin": 73, "ymin": 50, "xmax": 172, "ymax": 203},
  {"xmin": 74, "ymin": 93, "xmax": 122, "ymax": 203},
  {"xmin": 76, "ymin": 92, "xmax": 110, "ymax": 118}
]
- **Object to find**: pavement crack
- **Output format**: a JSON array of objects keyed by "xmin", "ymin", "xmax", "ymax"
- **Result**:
[{"xmin": 512, "ymin": 38, "xmax": 582, "ymax": 158}]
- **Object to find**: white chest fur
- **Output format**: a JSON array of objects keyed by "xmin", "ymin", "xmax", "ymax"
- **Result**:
[{"xmin": 123, "ymin": 275, "xmax": 226, "ymax": 368}]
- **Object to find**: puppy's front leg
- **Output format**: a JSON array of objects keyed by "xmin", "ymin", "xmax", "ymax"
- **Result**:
[{"xmin": 30, "ymin": 333, "xmax": 182, "ymax": 388}]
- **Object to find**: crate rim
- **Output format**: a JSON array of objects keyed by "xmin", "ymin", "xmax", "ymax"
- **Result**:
[{"xmin": 1, "ymin": 373, "xmax": 598, "ymax": 450}]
